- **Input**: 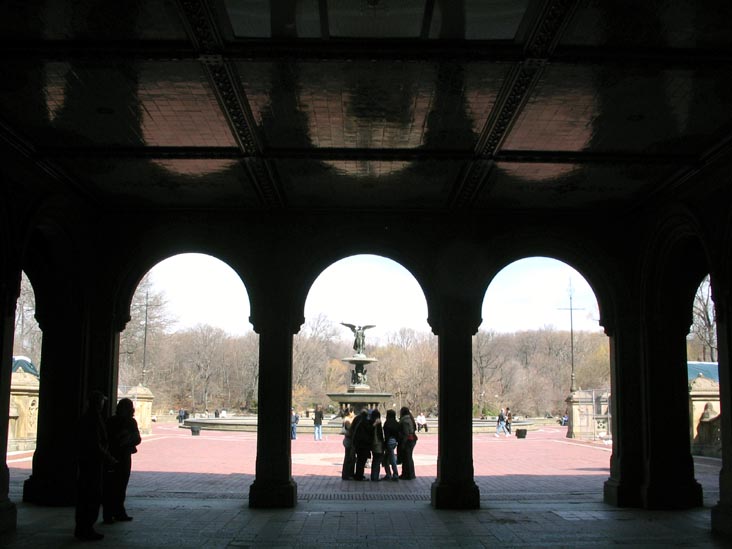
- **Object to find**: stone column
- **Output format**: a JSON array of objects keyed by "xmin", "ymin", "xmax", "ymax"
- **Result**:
[
  {"xmin": 248, "ymin": 295, "xmax": 299, "ymax": 508},
  {"xmin": 84, "ymin": 297, "xmax": 123, "ymax": 407},
  {"xmin": 0, "ymin": 279, "xmax": 19, "ymax": 532},
  {"xmin": 430, "ymin": 297, "xmax": 480, "ymax": 509},
  {"xmin": 603, "ymin": 304, "xmax": 645, "ymax": 507},
  {"xmin": 23, "ymin": 299, "xmax": 85, "ymax": 505},
  {"xmin": 640, "ymin": 314, "xmax": 703, "ymax": 509},
  {"xmin": 712, "ymin": 286, "xmax": 732, "ymax": 535}
]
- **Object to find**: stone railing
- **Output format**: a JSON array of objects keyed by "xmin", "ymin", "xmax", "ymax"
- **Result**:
[{"xmin": 8, "ymin": 371, "xmax": 39, "ymax": 452}]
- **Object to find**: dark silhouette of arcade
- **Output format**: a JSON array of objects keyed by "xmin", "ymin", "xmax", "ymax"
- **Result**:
[{"xmin": 1, "ymin": 0, "xmax": 732, "ymax": 540}]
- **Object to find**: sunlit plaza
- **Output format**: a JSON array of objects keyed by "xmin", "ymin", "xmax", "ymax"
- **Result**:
[{"xmin": 4, "ymin": 421, "xmax": 724, "ymax": 548}]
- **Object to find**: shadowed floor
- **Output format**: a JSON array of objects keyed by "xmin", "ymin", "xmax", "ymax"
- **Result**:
[{"xmin": 3, "ymin": 422, "xmax": 725, "ymax": 547}]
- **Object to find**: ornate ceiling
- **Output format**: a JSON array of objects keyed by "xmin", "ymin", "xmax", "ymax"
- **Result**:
[{"xmin": 1, "ymin": 0, "xmax": 731, "ymax": 213}]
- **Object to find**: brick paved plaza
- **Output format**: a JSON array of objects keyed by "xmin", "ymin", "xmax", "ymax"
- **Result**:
[{"xmin": 3, "ymin": 421, "xmax": 725, "ymax": 547}]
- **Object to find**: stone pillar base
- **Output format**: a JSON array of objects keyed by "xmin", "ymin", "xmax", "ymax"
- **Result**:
[
  {"xmin": 249, "ymin": 479, "xmax": 297, "ymax": 508},
  {"xmin": 23, "ymin": 474, "xmax": 76, "ymax": 506},
  {"xmin": 712, "ymin": 503, "xmax": 732, "ymax": 538},
  {"xmin": 603, "ymin": 478, "xmax": 642, "ymax": 507},
  {"xmin": 642, "ymin": 479, "xmax": 703, "ymax": 510},
  {"xmin": 431, "ymin": 480, "xmax": 480, "ymax": 509},
  {"xmin": 0, "ymin": 500, "xmax": 17, "ymax": 533}
]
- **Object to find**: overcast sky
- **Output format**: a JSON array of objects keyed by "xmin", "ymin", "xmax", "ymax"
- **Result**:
[{"xmin": 148, "ymin": 253, "xmax": 601, "ymax": 342}]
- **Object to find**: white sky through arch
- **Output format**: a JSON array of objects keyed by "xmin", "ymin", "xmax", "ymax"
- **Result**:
[
  {"xmin": 481, "ymin": 257, "xmax": 601, "ymax": 333},
  {"xmin": 146, "ymin": 253, "xmax": 602, "ymax": 338}
]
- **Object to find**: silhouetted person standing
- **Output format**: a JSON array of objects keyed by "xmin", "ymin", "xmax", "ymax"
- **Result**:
[
  {"xmin": 352, "ymin": 410, "xmax": 373, "ymax": 480},
  {"xmin": 103, "ymin": 398, "xmax": 141, "ymax": 523},
  {"xmin": 398, "ymin": 406, "xmax": 417, "ymax": 480},
  {"xmin": 75, "ymin": 390, "xmax": 116, "ymax": 541}
]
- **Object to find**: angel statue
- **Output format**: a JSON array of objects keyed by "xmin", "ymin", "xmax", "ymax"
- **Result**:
[{"xmin": 340, "ymin": 323, "xmax": 375, "ymax": 355}]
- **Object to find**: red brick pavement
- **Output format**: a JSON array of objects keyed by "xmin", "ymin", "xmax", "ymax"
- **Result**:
[{"xmin": 7, "ymin": 422, "xmax": 720, "ymax": 504}]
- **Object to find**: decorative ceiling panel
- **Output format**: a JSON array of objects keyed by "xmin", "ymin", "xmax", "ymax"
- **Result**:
[
  {"xmin": 237, "ymin": 60, "xmax": 510, "ymax": 150},
  {"xmin": 275, "ymin": 158, "xmax": 461, "ymax": 209},
  {"xmin": 561, "ymin": 0, "xmax": 732, "ymax": 49},
  {"xmin": 0, "ymin": 61, "xmax": 235, "ymax": 148},
  {"xmin": 136, "ymin": 62, "xmax": 236, "ymax": 147},
  {"xmin": 430, "ymin": 0, "xmax": 530, "ymax": 40},
  {"xmin": 328, "ymin": 0, "xmax": 426, "ymax": 38},
  {"xmin": 0, "ymin": 0, "xmax": 188, "ymax": 41},
  {"xmin": 502, "ymin": 64, "xmax": 732, "ymax": 155},
  {"xmin": 55, "ymin": 158, "xmax": 257, "ymax": 208},
  {"xmin": 478, "ymin": 162, "xmax": 679, "ymax": 210}
]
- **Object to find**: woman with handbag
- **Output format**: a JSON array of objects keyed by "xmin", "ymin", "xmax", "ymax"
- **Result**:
[
  {"xmin": 370, "ymin": 410, "xmax": 385, "ymax": 481},
  {"xmin": 340, "ymin": 408, "xmax": 356, "ymax": 480},
  {"xmin": 103, "ymin": 398, "xmax": 141, "ymax": 523},
  {"xmin": 382, "ymin": 409, "xmax": 400, "ymax": 481},
  {"xmin": 398, "ymin": 406, "xmax": 418, "ymax": 480}
]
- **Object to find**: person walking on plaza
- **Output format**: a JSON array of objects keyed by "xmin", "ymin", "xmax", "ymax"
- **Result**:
[
  {"xmin": 398, "ymin": 406, "xmax": 417, "ymax": 480},
  {"xmin": 103, "ymin": 398, "xmax": 141, "ymax": 524},
  {"xmin": 369, "ymin": 409, "xmax": 385, "ymax": 481},
  {"xmin": 313, "ymin": 404, "xmax": 324, "ymax": 441},
  {"xmin": 505, "ymin": 407, "xmax": 513, "ymax": 436},
  {"xmin": 290, "ymin": 407, "xmax": 299, "ymax": 440},
  {"xmin": 75, "ymin": 390, "xmax": 117, "ymax": 541},
  {"xmin": 341, "ymin": 408, "xmax": 356, "ymax": 480},
  {"xmin": 382, "ymin": 409, "xmax": 400, "ymax": 481},
  {"xmin": 495, "ymin": 408, "xmax": 509, "ymax": 437}
]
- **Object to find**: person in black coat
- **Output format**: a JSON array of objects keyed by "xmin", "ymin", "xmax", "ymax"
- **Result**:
[
  {"xmin": 351, "ymin": 410, "xmax": 373, "ymax": 481},
  {"xmin": 75, "ymin": 390, "xmax": 116, "ymax": 541},
  {"xmin": 103, "ymin": 398, "xmax": 141, "ymax": 523},
  {"xmin": 382, "ymin": 409, "xmax": 401, "ymax": 481}
]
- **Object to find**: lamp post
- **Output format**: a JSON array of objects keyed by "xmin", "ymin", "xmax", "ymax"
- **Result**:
[
  {"xmin": 141, "ymin": 290, "xmax": 149, "ymax": 386},
  {"xmin": 558, "ymin": 279, "xmax": 583, "ymax": 393}
]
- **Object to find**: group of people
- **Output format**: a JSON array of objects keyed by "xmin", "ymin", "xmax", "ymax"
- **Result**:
[
  {"xmin": 75, "ymin": 391, "xmax": 142, "ymax": 541},
  {"xmin": 495, "ymin": 406, "xmax": 513, "ymax": 437},
  {"xmin": 340, "ymin": 406, "xmax": 418, "ymax": 481}
]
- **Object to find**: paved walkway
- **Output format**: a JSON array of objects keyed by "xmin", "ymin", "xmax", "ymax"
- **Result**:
[{"xmin": 3, "ymin": 423, "xmax": 726, "ymax": 547}]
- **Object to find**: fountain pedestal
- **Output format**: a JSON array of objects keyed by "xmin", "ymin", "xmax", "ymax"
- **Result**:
[{"xmin": 327, "ymin": 354, "xmax": 391, "ymax": 414}]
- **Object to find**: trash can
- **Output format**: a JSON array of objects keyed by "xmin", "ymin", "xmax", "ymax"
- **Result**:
[
  {"xmin": 516, "ymin": 428, "xmax": 527, "ymax": 439},
  {"xmin": 191, "ymin": 425, "xmax": 201, "ymax": 436}
]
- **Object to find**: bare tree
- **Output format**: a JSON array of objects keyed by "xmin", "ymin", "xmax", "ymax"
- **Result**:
[
  {"xmin": 292, "ymin": 314, "xmax": 342, "ymax": 406},
  {"xmin": 690, "ymin": 275, "xmax": 717, "ymax": 362},
  {"xmin": 225, "ymin": 332, "xmax": 260, "ymax": 410},
  {"xmin": 472, "ymin": 330, "xmax": 508, "ymax": 414},
  {"xmin": 13, "ymin": 272, "xmax": 43, "ymax": 365},
  {"xmin": 118, "ymin": 273, "xmax": 171, "ymax": 388},
  {"xmin": 190, "ymin": 324, "xmax": 229, "ymax": 411}
]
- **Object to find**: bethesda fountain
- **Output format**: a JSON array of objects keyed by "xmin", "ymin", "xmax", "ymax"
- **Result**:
[{"xmin": 327, "ymin": 323, "xmax": 391, "ymax": 414}]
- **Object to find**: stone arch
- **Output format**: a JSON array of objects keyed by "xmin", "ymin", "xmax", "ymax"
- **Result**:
[
  {"xmin": 293, "ymin": 244, "xmax": 432, "ymax": 334},
  {"xmin": 640, "ymin": 206, "xmax": 711, "ymax": 325},
  {"xmin": 477, "ymin": 233, "xmax": 617, "ymax": 335},
  {"xmin": 636, "ymin": 205, "xmax": 711, "ymax": 509},
  {"xmin": 111, "ymin": 233, "xmax": 256, "ymax": 334}
]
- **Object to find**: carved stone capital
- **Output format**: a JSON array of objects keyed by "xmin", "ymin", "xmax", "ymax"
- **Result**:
[{"xmin": 427, "ymin": 298, "xmax": 482, "ymax": 337}]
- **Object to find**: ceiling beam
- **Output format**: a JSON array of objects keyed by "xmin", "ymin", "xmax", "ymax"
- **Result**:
[
  {"xmin": 35, "ymin": 145, "xmax": 696, "ymax": 165},
  {"xmin": 451, "ymin": 0, "xmax": 579, "ymax": 209},
  {"xmin": 3, "ymin": 41, "xmax": 731, "ymax": 68},
  {"xmin": 176, "ymin": 0, "xmax": 284, "ymax": 208}
]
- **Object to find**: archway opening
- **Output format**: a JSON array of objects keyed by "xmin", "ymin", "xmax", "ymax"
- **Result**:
[
  {"xmin": 115, "ymin": 253, "xmax": 259, "ymax": 497},
  {"xmin": 8, "ymin": 272, "xmax": 42, "ymax": 457},
  {"xmin": 687, "ymin": 274, "xmax": 721, "ymax": 504},
  {"xmin": 295, "ymin": 254, "xmax": 434, "ymax": 487},
  {"xmin": 475, "ymin": 256, "xmax": 610, "ymax": 499}
]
